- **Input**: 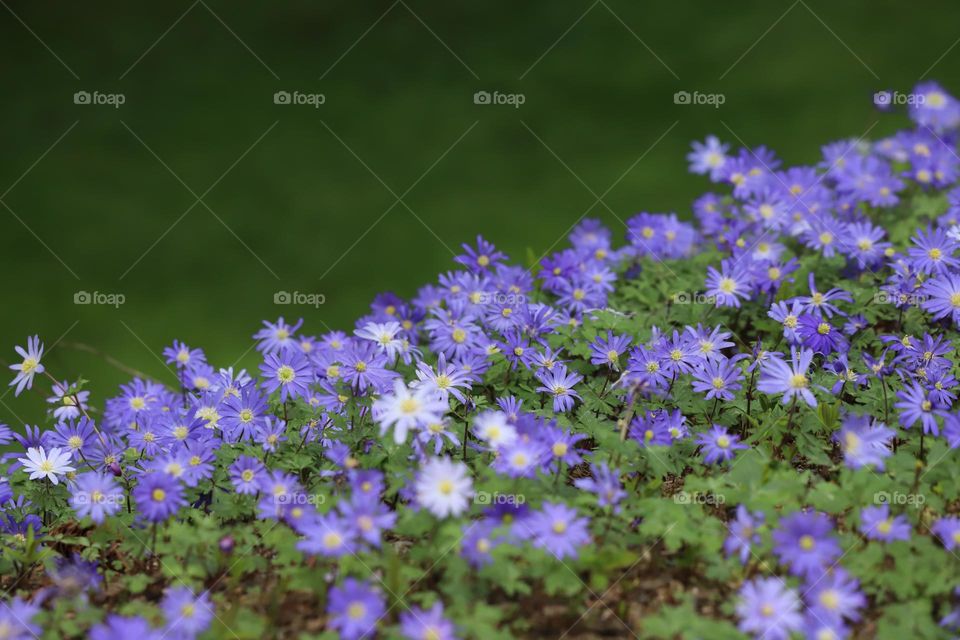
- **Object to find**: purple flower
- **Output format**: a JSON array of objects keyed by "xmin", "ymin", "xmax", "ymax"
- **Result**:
[
  {"xmin": 736, "ymin": 577, "xmax": 803, "ymax": 640},
  {"xmin": 691, "ymin": 356, "xmax": 744, "ymax": 401},
  {"xmin": 327, "ymin": 578, "xmax": 385, "ymax": 640},
  {"xmin": 836, "ymin": 414, "xmax": 895, "ymax": 470},
  {"xmin": 695, "ymin": 425, "xmax": 747, "ymax": 464},
  {"xmin": 399, "ymin": 602, "xmax": 458, "ymax": 640},
  {"xmin": 589, "ymin": 331, "xmax": 632, "ymax": 371},
  {"xmin": 932, "ymin": 517, "xmax": 960, "ymax": 551},
  {"xmin": 253, "ymin": 317, "xmax": 303, "ymax": 354},
  {"xmin": 521, "ymin": 502, "xmax": 591, "ymax": 560},
  {"xmin": 260, "ymin": 350, "xmax": 313, "ymax": 402},
  {"xmin": 70, "ymin": 472, "xmax": 125, "ymax": 524},
  {"xmin": 90, "ymin": 615, "xmax": 164, "ymax": 640},
  {"xmin": 573, "ymin": 462, "xmax": 626, "ymax": 509},
  {"xmin": 908, "ymin": 226, "xmax": 960, "ymax": 274},
  {"xmin": 724, "ymin": 505, "xmax": 763, "ymax": 565},
  {"xmin": 796, "ymin": 314, "xmax": 848, "ymax": 355},
  {"xmin": 798, "ymin": 273, "xmax": 852, "ymax": 318},
  {"xmin": 133, "ymin": 473, "xmax": 186, "ymax": 522},
  {"xmin": 895, "ymin": 381, "xmax": 946, "ymax": 435},
  {"xmin": 805, "ymin": 568, "xmax": 866, "ymax": 625},
  {"xmin": 860, "ymin": 505, "xmax": 911, "ymax": 542},
  {"xmin": 0, "ymin": 597, "xmax": 41, "ymax": 639},
  {"xmin": 921, "ymin": 272, "xmax": 960, "ymax": 326},
  {"xmin": 296, "ymin": 512, "xmax": 356, "ymax": 557},
  {"xmin": 772, "ymin": 511, "xmax": 841, "ymax": 579},
  {"xmin": 230, "ymin": 455, "xmax": 266, "ymax": 495},
  {"xmin": 161, "ymin": 587, "xmax": 215, "ymax": 638},
  {"xmin": 705, "ymin": 259, "xmax": 752, "ymax": 307},
  {"xmin": 535, "ymin": 365, "xmax": 582, "ymax": 413},
  {"xmin": 757, "ymin": 348, "xmax": 817, "ymax": 407}
]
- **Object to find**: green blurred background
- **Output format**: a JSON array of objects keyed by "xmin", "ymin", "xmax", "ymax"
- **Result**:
[{"xmin": 1, "ymin": 0, "xmax": 959, "ymax": 423}]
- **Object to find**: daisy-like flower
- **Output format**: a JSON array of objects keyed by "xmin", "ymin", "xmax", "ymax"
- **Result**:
[
  {"xmin": 691, "ymin": 356, "xmax": 744, "ymax": 401},
  {"xmin": 70, "ymin": 472, "xmax": 124, "ymax": 523},
  {"xmin": 687, "ymin": 135, "xmax": 729, "ymax": 180},
  {"xmin": 89, "ymin": 614, "xmax": 164, "ymax": 640},
  {"xmin": 493, "ymin": 440, "xmax": 546, "ymax": 479},
  {"xmin": 921, "ymin": 271, "xmax": 960, "ymax": 325},
  {"xmin": 736, "ymin": 577, "xmax": 803, "ymax": 640},
  {"xmin": 522, "ymin": 502, "xmax": 591, "ymax": 560},
  {"xmin": 895, "ymin": 381, "xmax": 946, "ymax": 435},
  {"xmin": 253, "ymin": 317, "xmax": 303, "ymax": 354},
  {"xmin": 932, "ymin": 516, "xmax": 960, "ymax": 552},
  {"xmin": 229, "ymin": 455, "xmax": 266, "ymax": 495},
  {"xmin": 573, "ymin": 462, "xmax": 626, "ymax": 509},
  {"xmin": 805, "ymin": 568, "xmax": 866, "ymax": 626},
  {"xmin": 724, "ymin": 505, "xmax": 764, "ymax": 565},
  {"xmin": 695, "ymin": 425, "xmax": 747, "ymax": 464},
  {"xmin": 757, "ymin": 348, "xmax": 818, "ymax": 407},
  {"xmin": 327, "ymin": 578, "xmax": 385, "ymax": 640},
  {"xmin": 908, "ymin": 226, "xmax": 960, "ymax": 274},
  {"xmin": 47, "ymin": 380, "xmax": 90, "ymax": 421},
  {"xmin": 771, "ymin": 511, "xmax": 841, "ymax": 579},
  {"xmin": 296, "ymin": 513, "xmax": 356, "ymax": 557},
  {"xmin": 836, "ymin": 414, "xmax": 895, "ymax": 470},
  {"xmin": 161, "ymin": 587, "xmax": 215, "ymax": 638},
  {"xmin": 860, "ymin": 504, "xmax": 911, "ymax": 542},
  {"xmin": 534, "ymin": 365, "xmax": 582, "ymax": 413},
  {"xmin": 414, "ymin": 353, "xmax": 472, "ymax": 403},
  {"xmin": 589, "ymin": 331, "xmax": 632, "ymax": 371},
  {"xmin": 9, "ymin": 335, "xmax": 44, "ymax": 396},
  {"xmin": 260, "ymin": 350, "xmax": 312, "ymax": 402},
  {"xmin": 399, "ymin": 602, "xmax": 458, "ymax": 640},
  {"xmin": 372, "ymin": 379, "xmax": 449, "ymax": 445},
  {"xmin": 415, "ymin": 457, "xmax": 473, "ymax": 518},
  {"xmin": 354, "ymin": 321, "xmax": 404, "ymax": 362},
  {"xmin": 18, "ymin": 446, "xmax": 74, "ymax": 485},
  {"xmin": 133, "ymin": 473, "xmax": 186, "ymax": 522},
  {"xmin": 705, "ymin": 259, "xmax": 752, "ymax": 307}
]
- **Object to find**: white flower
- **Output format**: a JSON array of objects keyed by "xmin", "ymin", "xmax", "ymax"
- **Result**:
[
  {"xmin": 415, "ymin": 457, "xmax": 473, "ymax": 518},
  {"xmin": 9, "ymin": 335, "xmax": 45, "ymax": 397},
  {"xmin": 473, "ymin": 410, "xmax": 517, "ymax": 450},
  {"xmin": 355, "ymin": 322, "xmax": 404, "ymax": 361},
  {"xmin": 18, "ymin": 446, "xmax": 75, "ymax": 485},
  {"xmin": 373, "ymin": 379, "xmax": 448, "ymax": 444}
]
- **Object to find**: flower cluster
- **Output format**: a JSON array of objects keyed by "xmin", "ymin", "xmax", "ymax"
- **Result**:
[{"xmin": 2, "ymin": 82, "xmax": 960, "ymax": 638}]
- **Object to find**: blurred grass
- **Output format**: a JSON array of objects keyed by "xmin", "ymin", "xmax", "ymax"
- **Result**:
[{"xmin": 1, "ymin": 0, "xmax": 959, "ymax": 422}]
